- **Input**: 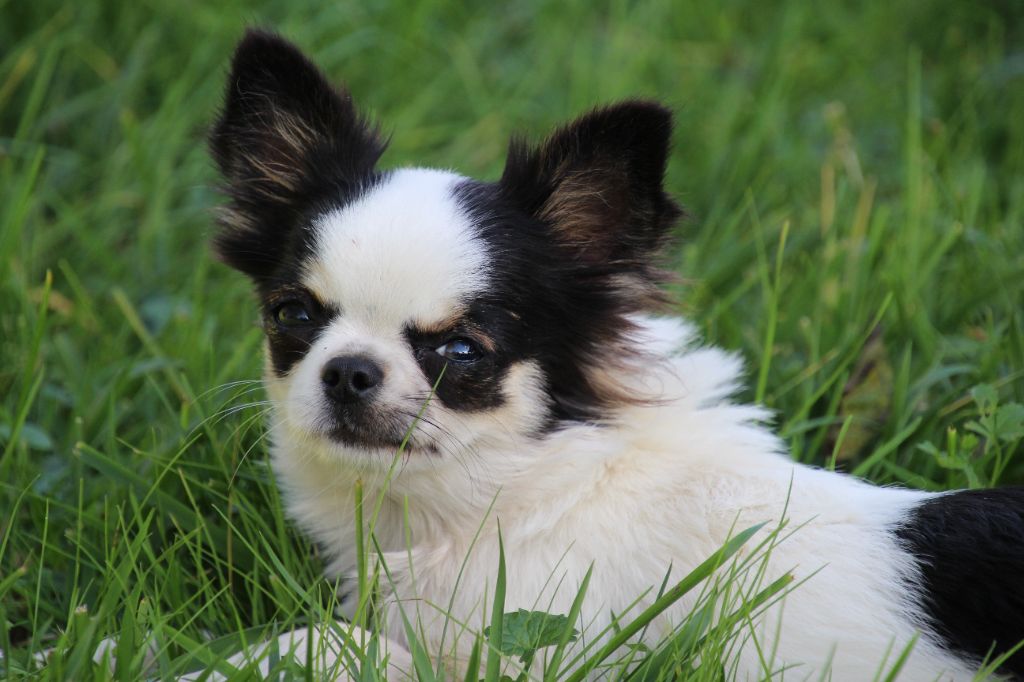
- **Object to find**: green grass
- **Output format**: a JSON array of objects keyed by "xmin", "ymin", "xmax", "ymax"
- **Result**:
[{"xmin": 2, "ymin": 0, "xmax": 1023, "ymax": 679}]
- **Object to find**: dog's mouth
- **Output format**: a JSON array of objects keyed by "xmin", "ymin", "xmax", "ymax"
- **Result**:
[
  {"xmin": 322, "ymin": 411, "xmax": 436, "ymax": 454},
  {"xmin": 326, "ymin": 425, "xmax": 409, "ymax": 450}
]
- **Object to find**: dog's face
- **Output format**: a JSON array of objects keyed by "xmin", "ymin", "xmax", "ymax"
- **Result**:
[{"xmin": 211, "ymin": 31, "xmax": 681, "ymax": 466}]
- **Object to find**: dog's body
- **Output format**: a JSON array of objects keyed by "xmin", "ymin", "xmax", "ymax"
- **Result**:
[
  {"xmin": 210, "ymin": 31, "xmax": 1024, "ymax": 680},
  {"xmin": 272, "ymin": 311, "xmax": 971, "ymax": 680}
]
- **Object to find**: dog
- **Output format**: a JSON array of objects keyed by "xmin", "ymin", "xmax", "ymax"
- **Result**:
[{"xmin": 208, "ymin": 30, "xmax": 1024, "ymax": 680}]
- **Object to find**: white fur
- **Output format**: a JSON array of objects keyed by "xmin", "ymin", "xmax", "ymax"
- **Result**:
[
  {"xmin": 257, "ymin": 170, "xmax": 976, "ymax": 680},
  {"xmin": 305, "ymin": 168, "xmax": 489, "ymax": 333}
]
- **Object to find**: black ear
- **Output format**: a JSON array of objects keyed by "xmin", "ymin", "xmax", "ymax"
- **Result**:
[
  {"xmin": 499, "ymin": 101, "xmax": 682, "ymax": 269},
  {"xmin": 209, "ymin": 30, "xmax": 386, "ymax": 279}
]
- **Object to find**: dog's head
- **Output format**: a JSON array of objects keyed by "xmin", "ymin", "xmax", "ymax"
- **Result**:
[{"xmin": 211, "ymin": 31, "xmax": 682, "ymax": 466}]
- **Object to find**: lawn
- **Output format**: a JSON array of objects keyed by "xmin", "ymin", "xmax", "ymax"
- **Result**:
[{"xmin": 1, "ymin": 0, "xmax": 1023, "ymax": 679}]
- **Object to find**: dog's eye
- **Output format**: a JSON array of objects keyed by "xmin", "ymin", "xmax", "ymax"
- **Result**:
[
  {"xmin": 435, "ymin": 338, "xmax": 481, "ymax": 362},
  {"xmin": 273, "ymin": 302, "xmax": 313, "ymax": 327}
]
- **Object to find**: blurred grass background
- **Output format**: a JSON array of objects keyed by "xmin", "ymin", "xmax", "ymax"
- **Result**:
[{"xmin": 1, "ymin": 0, "xmax": 1023, "ymax": 677}]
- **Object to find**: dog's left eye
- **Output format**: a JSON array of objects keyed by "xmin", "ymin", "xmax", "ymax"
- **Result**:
[
  {"xmin": 273, "ymin": 302, "xmax": 313, "ymax": 327},
  {"xmin": 435, "ymin": 338, "xmax": 482, "ymax": 362}
]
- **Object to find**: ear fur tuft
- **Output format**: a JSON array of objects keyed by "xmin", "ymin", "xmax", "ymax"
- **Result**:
[
  {"xmin": 500, "ymin": 101, "xmax": 683, "ymax": 270},
  {"xmin": 209, "ymin": 30, "xmax": 386, "ymax": 279}
]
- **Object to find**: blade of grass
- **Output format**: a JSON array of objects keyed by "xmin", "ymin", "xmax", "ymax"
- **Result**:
[
  {"xmin": 485, "ymin": 527, "xmax": 508, "ymax": 682},
  {"xmin": 560, "ymin": 523, "xmax": 766, "ymax": 682}
]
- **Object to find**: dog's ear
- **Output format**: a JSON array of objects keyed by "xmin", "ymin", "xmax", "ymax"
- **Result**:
[
  {"xmin": 210, "ymin": 30, "xmax": 385, "ymax": 279},
  {"xmin": 499, "ymin": 101, "xmax": 682, "ymax": 268}
]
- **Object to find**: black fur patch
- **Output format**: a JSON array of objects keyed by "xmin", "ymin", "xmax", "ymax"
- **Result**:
[
  {"xmin": 404, "ymin": 301, "xmax": 514, "ymax": 413},
  {"xmin": 894, "ymin": 488, "xmax": 1024, "ymax": 676},
  {"xmin": 209, "ymin": 29, "xmax": 386, "ymax": 285},
  {"xmin": 499, "ymin": 101, "xmax": 682, "ymax": 277},
  {"xmin": 261, "ymin": 287, "xmax": 339, "ymax": 376},
  {"xmin": 451, "ymin": 102, "xmax": 683, "ymax": 424},
  {"xmin": 210, "ymin": 30, "xmax": 389, "ymax": 374}
]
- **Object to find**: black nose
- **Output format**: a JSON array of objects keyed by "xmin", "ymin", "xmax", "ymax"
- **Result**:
[{"xmin": 321, "ymin": 356, "xmax": 384, "ymax": 404}]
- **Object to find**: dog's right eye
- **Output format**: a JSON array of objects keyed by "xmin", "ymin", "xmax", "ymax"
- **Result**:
[
  {"xmin": 435, "ymin": 338, "xmax": 482, "ymax": 363},
  {"xmin": 273, "ymin": 302, "xmax": 313, "ymax": 327}
]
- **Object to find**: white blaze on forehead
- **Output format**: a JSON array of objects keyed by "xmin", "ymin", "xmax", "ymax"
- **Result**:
[{"xmin": 304, "ymin": 168, "xmax": 489, "ymax": 332}]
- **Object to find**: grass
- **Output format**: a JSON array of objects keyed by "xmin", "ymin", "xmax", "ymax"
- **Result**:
[{"xmin": 1, "ymin": 0, "xmax": 1023, "ymax": 678}]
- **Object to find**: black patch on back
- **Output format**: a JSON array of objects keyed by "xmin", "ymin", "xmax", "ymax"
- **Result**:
[{"xmin": 894, "ymin": 488, "xmax": 1024, "ymax": 676}]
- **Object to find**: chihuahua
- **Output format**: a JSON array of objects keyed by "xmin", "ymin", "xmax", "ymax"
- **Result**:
[{"xmin": 208, "ymin": 30, "xmax": 1023, "ymax": 680}]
